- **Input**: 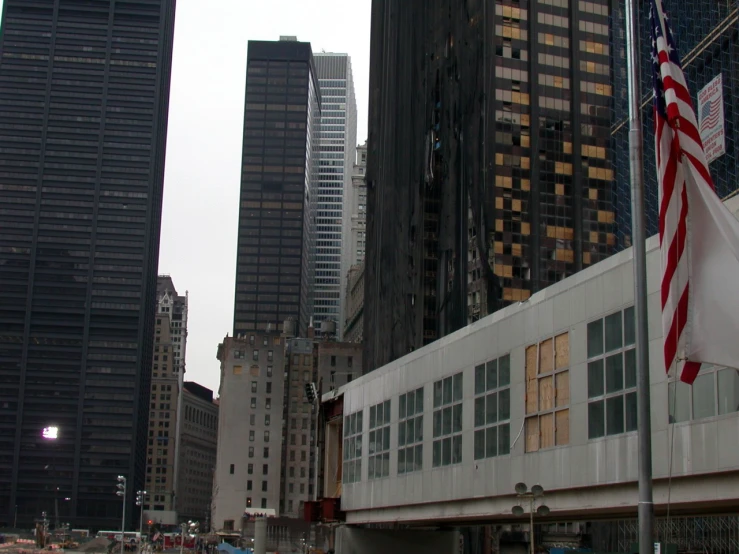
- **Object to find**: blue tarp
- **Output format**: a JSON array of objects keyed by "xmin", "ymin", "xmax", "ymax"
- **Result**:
[{"xmin": 217, "ymin": 542, "xmax": 253, "ymax": 554}]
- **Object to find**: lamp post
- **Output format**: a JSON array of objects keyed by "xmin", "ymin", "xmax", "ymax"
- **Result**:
[
  {"xmin": 511, "ymin": 482, "xmax": 549, "ymax": 554},
  {"xmin": 136, "ymin": 490, "xmax": 148, "ymax": 548},
  {"xmin": 180, "ymin": 521, "xmax": 198, "ymax": 554},
  {"xmin": 116, "ymin": 476, "xmax": 127, "ymax": 554},
  {"xmin": 41, "ymin": 426, "xmax": 60, "ymax": 531}
]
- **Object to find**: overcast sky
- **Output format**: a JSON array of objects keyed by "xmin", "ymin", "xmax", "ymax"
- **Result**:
[{"xmin": 158, "ymin": 0, "xmax": 371, "ymax": 393}]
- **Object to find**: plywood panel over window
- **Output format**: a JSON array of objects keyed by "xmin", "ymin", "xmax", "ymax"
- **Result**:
[
  {"xmin": 525, "ymin": 416, "xmax": 539, "ymax": 453},
  {"xmin": 539, "ymin": 338, "xmax": 553, "ymax": 374},
  {"xmin": 526, "ymin": 345, "xmax": 539, "ymax": 414},
  {"xmin": 525, "ymin": 332, "xmax": 571, "ymax": 452}
]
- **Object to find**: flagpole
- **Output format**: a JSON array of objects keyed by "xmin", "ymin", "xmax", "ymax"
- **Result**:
[{"xmin": 624, "ymin": 0, "xmax": 656, "ymax": 551}]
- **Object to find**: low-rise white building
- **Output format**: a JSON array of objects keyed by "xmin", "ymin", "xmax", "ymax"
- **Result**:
[{"xmin": 324, "ymin": 214, "xmax": 739, "ymax": 533}]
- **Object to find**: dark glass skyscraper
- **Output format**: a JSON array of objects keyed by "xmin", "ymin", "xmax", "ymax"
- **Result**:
[
  {"xmin": 0, "ymin": 0, "xmax": 175, "ymax": 529},
  {"xmin": 363, "ymin": 0, "xmax": 613, "ymax": 372},
  {"xmin": 233, "ymin": 39, "xmax": 320, "ymax": 337}
]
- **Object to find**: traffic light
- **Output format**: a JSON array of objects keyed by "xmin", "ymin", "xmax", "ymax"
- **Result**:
[
  {"xmin": 116, "ymin": 476, "xmax": 126, "ymax": 497},
  {"xmin": 136, "ymin": 490, "xmax": 147, "ymax": 506},
  {"xmin": 305, "ymin": 382, "xmax": 317, "ymax": 404}
]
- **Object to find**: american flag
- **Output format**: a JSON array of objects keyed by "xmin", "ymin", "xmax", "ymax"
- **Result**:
[
  {"xmin": 651, "ymin": 0, "xmax": 716, "ymax": 384},
  {"xmin": 699, "ymin": 98, "xmax": 721, "ymax": 132}
]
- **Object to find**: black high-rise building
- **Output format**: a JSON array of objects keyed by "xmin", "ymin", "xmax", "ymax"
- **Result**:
[
  {"xmin": 0, "ymin": 0, "xmax": 175, "ymax": 529},
  {"xmin": 363, "ymin": 0, "xmax": 614, "ymax": 373},
  {"xmin": 233, "ymin": 38, "xmax": 320, "ymax": 337}
]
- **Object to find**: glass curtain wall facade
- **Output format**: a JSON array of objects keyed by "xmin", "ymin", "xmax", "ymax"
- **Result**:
[
  {"xmin": 313, "ymin": 54, "xmax": 357, "ymax": 339},
  {"xmin": 611, "ymin": 0, "xmax": 739, "ymax": 248},
  {"xmin": 363, "ymin": 0, "xmax": 613, "ymax": 372},
  {"xmin": 234, "ymin": 40, "xmax": 321, "ymax": 337},
  {"xmin": 0, "ymin": 0, "xmax": 175, "ymax": 529},
  {"xmin": 491, "ymin": 0, "xmax": 614, "ymax": 300}
]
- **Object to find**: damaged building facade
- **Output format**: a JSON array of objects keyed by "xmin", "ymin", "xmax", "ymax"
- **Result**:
[{"xmin": 363, "ymin": 0, "xmax": 614, "ymax": 372}]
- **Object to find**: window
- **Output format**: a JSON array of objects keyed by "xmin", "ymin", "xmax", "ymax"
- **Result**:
[
  {"xmin": 224, "ymin": 520, "xmax": 234, "ymax": 531},
  {"xmin": 348, "ymin": 356, "xmax": 353, "ymax": 368},
  {"xmin": 233, "ymin": 365, "xmax": 242, "ymax": 375},
  {"xmin": 398, "ymin": 387, "xmax": 424, "ymax": 474},
  {"xmin": 251, "ymin": 382, "xmax": 258, "ymax": 393},
  {"xmin": 264, "ymin": 431, "xmax": 270, "ymax": 442},
  {"xmin": 253, "ymin": 350, "xmax": 259, "ymax": 361},
  {"xmin": 266, "ymin": 382, "xmax": 272, "ymax": 394},
  {"xmin": 525, "ymin": 334, "xmax": 570, "ymax": 452},
  {"xmin": 289, "ymin": 467, "xmax": 294, "ymax": 478},
  {"xmin": 290, "ymin": 434, "xmax": 296, "ymax": 446},
  {"xmin": 288, "ymin": 500, "xmax": 293, "ymax": 512},
  {"xmin": 265, "ymin": 414, "xmax": 271, "ymax": 426},
  {"xmin": 263, "ymin": 336, "xmax": 268, "ymax": 346},
  {"xmin": 342, "ymin": 410, "xmax": 363, "ymax": 483},
  {"xmin": 669, "ymin": 365, "xmax": 739, "ymax": 422},
  {"xmin": 291, "ymin": 418, "xmax": 297, "ymax": 430},
  {"xmin": 587, "ymin": 308, "xmax": 637, "ymax": 439},
  {"xmin": 474, "ymin": 354, "xmax": 512, "ymax": 459},
  {"xmin": 249, "ymin": 430, "xmax": 255, "ymax": 442},
  {"xmin": 248, "ymin": 447, "xmax": 254, "ymax": 458},
  {"xmin": 331, "ymin": 355, "xmax": 336, "ymax": 367},
  {"xmin": 433, "ymin": 372, "xmax": 463, "ymax": 467},
  {"xmin": 268, "ymin": 350, "xmax": 273, "ymax": 361},
  {"xmin": 263, "ymin": 447, "xmax": 269, "ymax": 458},
  {"xmin": 368, "ymin": 400, "xmax": 391, "ymax": 479},
  {"xmin": 300, "ymin": 483, "xmax": 305, "ymax": 494},
  {"xmin": 247, "ymin": 480, "xmax": 252, "ymax": 491},
  {"xmin": 250, "ymin": 398, "xmax": 256, "ymax": 409},
  {"xmin": 262, "ymin": 481, "xmax": 268, "ymax": 492},
  {"xmin": 249, "ymin": 335, "xmax": 255, "ymax": 345},
  {"xmin": 267, "ymin": 366, "xmax": 273, "ymax": 378},
  {"xmin": 300, "ymin": 467, "xmax": 306, "ymax": 478},
  {"xmin": 229, "ymin": 464, "xmax": 234, "ymax": 475},
  {"xmin": 261, "ymin": 498, "xmax": 267, "ymax": 509},
  {"xmin": 246, "ymin": 497, "xmax": 252, "ymax": 508},
  {"xmin": 248, "ymin": 463, "xmax": 253, "ymax": 475},
  {"xmin": 266, "ymin": 398, "xmax": 271, "ymax": 409},
  {"xmin": 250, "ymin": 414, "xmax": 255, "ymax": 426},
  {"xmin": 301, "ymin": 434, "xmax": 307, "ymax": 446},
  {"xmin": 301, "ymin": 450, "xmax": 306, "ymax": 462}
]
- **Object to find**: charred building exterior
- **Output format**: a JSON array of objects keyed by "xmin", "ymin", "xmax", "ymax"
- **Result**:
[
  {"xmin": 363, "ymin": 0, "xmax": 614, "ymax": 372},
  {"xmin": 233, "ymin": 39, "xmax": 320, "ymax": 337},
  {"xmin": 0, "ymin": 0, "xmax": 175, "ymax": 529}
]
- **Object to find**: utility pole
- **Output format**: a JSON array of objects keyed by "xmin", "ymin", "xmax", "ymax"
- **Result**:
[
  {"xmin": 116, "ymin": 476, "xmax": 127, "ymax": 554},
  {"xmin": 624, "ymin": 0, "xmax": 655, "ymax": 552}
]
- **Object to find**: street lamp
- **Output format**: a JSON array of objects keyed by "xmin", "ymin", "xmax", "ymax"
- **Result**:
[
  {"xmin": 136, "ymin": 490, "xmax": 148, "ymax": 545},
  {"xmin": 511, "ymin": 482, "xmax": 549, "ymax": 554},
  {"xmin": 180, "ymin": 521, "xmax": 199, "ymax": 554},
  {"xmin": 116, "ymin": 476, "xmax": 127, "ymax": 554},
  {"xmin": 41, "ymin": 426, "xmax": 60, "ymax": 530}
]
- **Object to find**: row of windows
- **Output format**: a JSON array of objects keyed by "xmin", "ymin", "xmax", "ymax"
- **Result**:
[{"xmin": 342, "ymin": 307, "xmax": 739, "ymax": 483}]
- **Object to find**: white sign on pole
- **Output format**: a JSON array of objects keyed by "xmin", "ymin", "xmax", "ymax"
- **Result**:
[{"xmin": 697, "ymin": 73, "xmax": 726, "ymax": 164}]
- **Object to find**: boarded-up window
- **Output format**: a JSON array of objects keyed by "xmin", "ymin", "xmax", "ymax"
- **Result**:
[{"xmin": 525, "ymin": 332, "xmax": 571, "ymax": 452}]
